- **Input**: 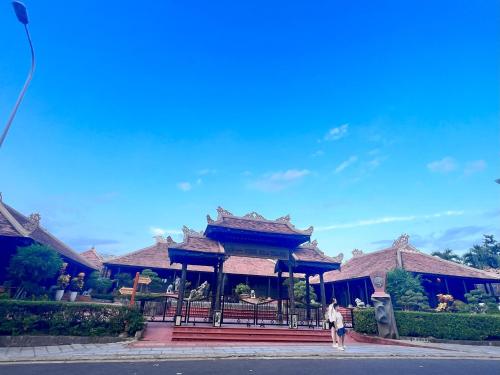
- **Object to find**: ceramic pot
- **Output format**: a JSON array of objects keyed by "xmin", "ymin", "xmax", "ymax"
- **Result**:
[
  {"xmin": 55, "ymin": 289, "xmax": 65, "ymax": 301},
  {"xmin": 69, "ymin": 291, "xmax": 78, "ymax": 302}
]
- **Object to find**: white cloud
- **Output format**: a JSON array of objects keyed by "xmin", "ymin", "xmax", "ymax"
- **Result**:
[
  {"xmin": 251, "ymin": 169, "xmax": 310, "ymax": 192},
  {"xmin": 334, "ymin": 156, "xmax": 358, "ymax": 174},
  {"xmin": 311, "ymin": 150, "xmax": 325, "ymax": 157},
  {"xmin": 177, "ymin": 182, "xmax": 192, "ymax": 191},
  {"xmin": 464, "ymin": 160, "xmax": 487, "ymax": 175},
  {"xmin": 241, "ymin": 170, "xmax": 253, "ymax": 176},
  {"xmin": 324, "ymin": 124, "xmax": 349, "ymax": 141},
  {"xmin": 316, "ymin": 210, "xmax": 464, "ymax": 231},
  {"xmin": 427, "ymin": 157, "xmax": 458, "ymax": 173}
]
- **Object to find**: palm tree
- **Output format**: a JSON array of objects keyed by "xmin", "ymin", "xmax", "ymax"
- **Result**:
[{"xmin": 431, "ymin": 248, "xmax": 461, "ymax": 263}]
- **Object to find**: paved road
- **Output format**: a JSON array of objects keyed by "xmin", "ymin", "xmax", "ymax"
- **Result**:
[{"xmin": 1, "ymin": 359, "xmax": 499, "ymax": 375}]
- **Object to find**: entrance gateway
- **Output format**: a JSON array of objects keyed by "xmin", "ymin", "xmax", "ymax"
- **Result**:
[{"xmin": 163, "ymin": 207, "xmax": 343, "ymax": 328}]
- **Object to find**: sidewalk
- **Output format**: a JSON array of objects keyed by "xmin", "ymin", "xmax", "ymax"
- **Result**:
[{"xmin": 1, "ymin": 340, "xmax": 500, "ymax": 363}]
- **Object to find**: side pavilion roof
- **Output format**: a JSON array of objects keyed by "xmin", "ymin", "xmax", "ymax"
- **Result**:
[
  {"xmin": 313, "ymin": 234, "xmax": 500, "ymax": 284},
  {"xmin": 0, "ymin": 198, "xmax": 97, "ymax": 270}
]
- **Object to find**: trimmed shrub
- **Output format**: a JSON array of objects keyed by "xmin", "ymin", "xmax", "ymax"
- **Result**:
[
  {"xmin": 395, "ymin": 311, "xmax": 500, "ymax": 341},
  {"xmin": 0, "ymin": 300, "xmax": 144, "ymax": 337},
  {"xmin": 353, "ymin": 308, "xmax": 377, "ymax": 335}
]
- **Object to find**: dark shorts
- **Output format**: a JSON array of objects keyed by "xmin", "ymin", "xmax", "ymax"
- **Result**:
[
  {"xmin": 337, "ymin": 327, "xmax": 346, "ymax": 337},
  {"xmin": 328, "ymin": 322, "xmax": 335, "ymax": 329}
]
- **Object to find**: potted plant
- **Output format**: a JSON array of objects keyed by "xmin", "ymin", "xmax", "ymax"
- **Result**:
[
  {"xmin": 55, "ymin": 273, "xmax": 70, "ymax": 301},
  {"xmin": 69, "ymin": 272, "xmax": 85, "ymax": 302},
  {"xmin": 55, "ymin": 263, "xmax": 69, "ymax": 301},
  {"xmin": 235, "ymin": 283, "xmax": 251, "ymax": 299}
]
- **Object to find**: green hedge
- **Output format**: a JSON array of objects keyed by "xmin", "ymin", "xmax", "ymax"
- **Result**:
[
  {"xmin": 0, "ymin": 300, "xmax": 145, "ymax": 337},
  {"xmin": 353, "ymin": 308, "xmax": 378, "ymax": 335},
  {"xmin": 395, "ymin": 311, "xmax": 500, "ymax": 341}
]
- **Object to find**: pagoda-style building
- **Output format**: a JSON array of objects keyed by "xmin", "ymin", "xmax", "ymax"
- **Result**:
[
  {"xmin": 105, "ymin": 207, "xmax": 342, "ymax": 324},
  {"xmin": 313, "ymin": 234, "xmax": 500, "ymax": 307}
]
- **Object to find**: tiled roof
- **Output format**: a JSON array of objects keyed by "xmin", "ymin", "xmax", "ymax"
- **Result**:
[
  {"xmin": 0, "ymin": 200, "xmax": 97, "ymax": 270},
  {"xmin": 293, "ymin": 240, "xmax": 343, "ymax": 264},
  {"xmin": 315, "ymin": 234, "xmax": 500, "ymax": 283},
  {"xmin": 81, "ymin": 247, "xmax": 105, "ymax": 270},
  {"xmin": 169, "ymin": 227, "xmax": 224, "ymax": 254},
  {"xmin": 104, "ymin": 239, "xmax": 281, "ymax": 277},
  {"xmin": 206, "ymin": 207, "xmax": 313, "ymax": 236}
]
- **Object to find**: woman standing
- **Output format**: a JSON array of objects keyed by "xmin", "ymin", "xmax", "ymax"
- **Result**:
[{"xmin": 327, "ymin": 298, "xmax": 338, "ymax": 348}]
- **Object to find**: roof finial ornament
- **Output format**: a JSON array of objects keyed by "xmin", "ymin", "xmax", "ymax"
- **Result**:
[
  {"xmin": 276, "ymin": 214, "xmax": 291, "ymax": 223},
  {"xmin": 207, "ymin": 214, "xmax": 214, "ymax": 224},
  {"xmin": 23, "ymin": 213, "xmax": 41, "ymax": 233},
  {"xmin": 392, "ymin": 233, "xmax": 410, "ymax": 248},
  {"xmin": 352, "ymin": 249, "xmax": 364, "ymax": 257},
  {"xmin": 305, "ymin": 226, "xmax": 314, "ymax": 235},
  {"xmin": 182, "ymin": 225, "xmax": 204, "ymax": 240},
  {"xmin": 243, "ymin": 211, "xmax": 266, "ymax": 220},
  {"xmin": 0, "ymin": 192, "xmax": 2, "ymax": 202},
  {"xmin": 216, "ymin": 206, "xmax": 233, "ymax": 219}
]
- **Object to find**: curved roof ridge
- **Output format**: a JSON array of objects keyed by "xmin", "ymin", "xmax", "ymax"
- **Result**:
[{"xmin": 206, "ymin": 206, "xmax": 313, "ymax": 235}]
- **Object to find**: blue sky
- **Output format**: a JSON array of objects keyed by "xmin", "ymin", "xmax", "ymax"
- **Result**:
[{"xmin": 1, "ymin": 1, "xmax": 498, "ymax": 258}]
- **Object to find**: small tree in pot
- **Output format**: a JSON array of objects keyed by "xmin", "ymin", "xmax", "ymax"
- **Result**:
[
  {"xmin": 69, "ymin": 273, "xmax": 85, "ymax": 302},
  {"xmin": 55, "ymin": 263, "xmax": 70, "ymax": 301}
]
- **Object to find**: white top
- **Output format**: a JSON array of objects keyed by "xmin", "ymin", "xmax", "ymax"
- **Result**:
[{"xmin": 327, "ymin": 304, "xmax": 344, "ymax": 329}]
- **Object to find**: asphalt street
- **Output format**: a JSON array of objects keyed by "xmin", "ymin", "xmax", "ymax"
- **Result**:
[{"xmin": 1, "ymin": 359, "xmax": 500, "ymax": 375}]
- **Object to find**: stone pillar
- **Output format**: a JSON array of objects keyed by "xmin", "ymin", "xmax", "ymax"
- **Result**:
[
  {"xmin": 176, "ymin": 263, "xmax": 187, "ymax": 316},
  {"xmin": 305, "ymin": 274, "xmax": 311, "ymax": 321},
  {"xmin": 319, "ymin": 272, "xmax": 326, "ymax": 315}
]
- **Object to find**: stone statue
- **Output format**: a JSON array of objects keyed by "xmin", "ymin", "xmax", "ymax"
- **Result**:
[
  {"xmin": 166, "ymin": 284, "xmax": 173, "ymax": 294},
  {"xmin": 174, "ymin": 277, "xmax": 181, "ymax": 292},
  {"xmin": 250, "ymin": 289, "xmax": 256, "ymax": 299},
  {"xmin": 370, "ymin": 272, "xmax": 399, "ymax": 339},
  {"xmin": 187, "ymin": 281, "xmax": 209, "ymax": 301},
  {"xmin": 355, "ymin": 298, "xmax": 366, "ymax": 308}
]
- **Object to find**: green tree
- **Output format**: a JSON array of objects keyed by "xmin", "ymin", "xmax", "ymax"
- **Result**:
[
  {"xmin": 293, "ymin": 280, "xmax": 318, "ymax": 307},
  {"xmin": 8, "ymin": 244, "xmax": 63, "ymax": 298},
  {"xmin": 140, "ymin": 269, "xmax": 166, "ymax": 293},
  {"xmin": 86, "ymin": 271, "xmax": 113, "ymax": 294},
  {"xmin": 464, "ymin": 288, "xmax": 499, "ymax": 314},
  {"xmin": 398, "ymin": 290, "xmax": 430, "ymax": 311},
  {"xmin": 386, "ymin": 268, "xmax": 429, "ymax": 310},
  {"xmin": 431, "ymin": 248, "xmax": 461, "ymax": 263},
  {"xmin": 462, "ymin": 235, "xmax": 500, "ymax": 269},
  {"xmin": 114, "ymin": 272, "xmax": 133, "ymax": 288}
]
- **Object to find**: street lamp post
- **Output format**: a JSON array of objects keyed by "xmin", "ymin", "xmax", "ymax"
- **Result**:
[{"xmin": 0, "ymin": 1, "xmax": 36, "ymax": 148}]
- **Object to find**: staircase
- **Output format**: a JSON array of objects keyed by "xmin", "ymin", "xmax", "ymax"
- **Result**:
[{"xmin": 172, "ymin": 326, "xmax": 335, "ymax": 343}]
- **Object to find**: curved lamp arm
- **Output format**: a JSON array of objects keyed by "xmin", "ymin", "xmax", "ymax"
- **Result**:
[{"xmin": 0, "ymin": 1, "xmax": 36, "ymax": 148}]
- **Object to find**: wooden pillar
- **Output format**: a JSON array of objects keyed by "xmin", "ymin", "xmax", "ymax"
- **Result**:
[
  {"xmin": 462, "ymin": 279, "xmax": 468, "ymax": 295},
  {"xmin": 288, "ymin": 260, "xmax": 295, "ymax": 315},
  {"xmin": 267, "ymin": 277, "xmax": 271, "ymax": 298},
  {"xmin": 305, "ymin": 274, "xmax": 311, "ymax": 321},
  {"xmin": 319, "ymin": 272, "xmax": 326, "ymax": 315},
  {"xmin": 211, "ymin": 263, "xmax": 218, "ymax": 312},
  {"xmin": 490, "ymin": 283, "xmax": 496, "ymax": 297},
  {"xmin": 215, "ymin": 260, "xmax": 224, "ymax": 311},
  {"xmin": 196, "ymin": 272, "xmax": 201, "ymax": 288},
  {"xmin": 277, "ymin": 271, "xmax": 283, "ymax": 320},
  {"xmin": 346, "ymin": 281, "xmax": 351, "ymax": 307},
  {"xmin": 364, "ymin": 278, "xmax": 369, "ymax": 305},
  {"xmin": 175, "ymin": 263, "xmax": 187, "ymax": 316},
  {"xmin": 332, "ymin": 283, "xmax": 335, "ymax": 300},
  {"xmin": 444, "ymin": 277, "xmax": 450, "ymax": 294}
]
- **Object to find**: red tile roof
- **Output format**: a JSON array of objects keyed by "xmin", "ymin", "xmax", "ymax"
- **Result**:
[
  {"xmin": 206, "ymin": 207, "xmax": 313, "ymax": 236},
  {"xmin": 0, "ymin": 200, "xmax": 97, "ymax": 270},
  {"xmin": 104, "ymin": 239, "xmax": 281, "ymax": 277},
  {"xmin": 315, "ymin": 234, "xmax": 500, "ymax": 283},
  {"xmin": 80, "ymin": 247, "xmax": 105, "ymax": 270},
  {"xmin": 169, "ymin": 227, "xmax": 224, "ymax": 254},
  {"xmin": 293, "ymin": 240, "xmax": 343, "ymax": 264}
]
